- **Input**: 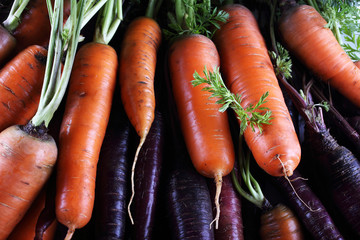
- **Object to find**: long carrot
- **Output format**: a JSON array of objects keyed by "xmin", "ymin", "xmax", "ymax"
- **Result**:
[
  {"xmin": 118, "ymin": 0, "xmax": 162, "ymax": 224},
  {"xmin": 213, "ymin": 4, "xmax": 301, "ymax": 177},
  {"xmin": 169, "ymin": 33, "xmax": 234, "ymax": 229},
  {"xmin": 0, "ymin": 0, "xmax": 89, "ymax": 238},
  {"xmin": 0, "ymin": 44, "xmax": 46, "ymax": 132},
  {"xmin": 55, "ymin": 1, "xmax": 121, "ymax": 239},
  {"xmin": 278, "ymin": 1, "xmax": 360, "ymax": 108}
]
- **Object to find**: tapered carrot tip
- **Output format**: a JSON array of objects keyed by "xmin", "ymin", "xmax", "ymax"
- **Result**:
[
  {"xmin": 210, "ymin": 173, "xmax": 223, "ymax": 230},
  {"xmin": 64, "ymin": 226, "xmax": 75, "ymax": 240}
]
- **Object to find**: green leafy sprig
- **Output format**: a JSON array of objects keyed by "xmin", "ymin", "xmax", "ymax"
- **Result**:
[
  {"xmin": 164, "ymin": 0, "xmax": 229, "ymax": 39},
  {"xmin": 192, "ymin": 66, "xmax": 272, "ymax": 135},
  {"xmin": 269, "ymin": 42, "xmax": 292, "ymax": 79}
]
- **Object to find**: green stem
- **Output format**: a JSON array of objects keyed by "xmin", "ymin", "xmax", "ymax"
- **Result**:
[
  {"xmin": 3, "ymin": 0, "xmax": 30, "ymax": 32},
  {"xmin": 145, "ymin": 0, "xmax": 157, "ymax": 18},
  {"xmin": 175, "ymin": 0, "xmax": 185, "ymax": 27},
  {"xmin": 231, "ymin": 135, "xmax": 267, "ymax": 209},
  {"xmin": 31, "ymin": 0, "xmax": 87, "ymax": 127},
  {"xmin": 93, "ymin": 0, "xmax": 123, "ymax": 45}
]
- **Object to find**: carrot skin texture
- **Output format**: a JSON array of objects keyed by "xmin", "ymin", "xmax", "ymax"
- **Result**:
[
  {"xmin": 260, "ymin": 204, "xmax": 304, "ymax": 240},
  {"xmin": 0, "ymin": 24, "xmax": 16, "ymax": 66},
  {"xmin": 0, "ymin": 45, "xmax": 46, "ymax": 132},
  {"xmin": 55, "ymin": 42, "xmax": 118, "ymax": 236},
  {"xmin": 213, "ymin": 4, "xmax": 301, "ymax": 177},
  {"xmin": 209, "ymin": 175, "xmax": 244, "ymax": 240},
  {"xmin": 168, "ymin": 34, "xmax": 235, "ymax": 179},
  {"xmin": 95, "ymin": 103, "xmax": 132, "ymax": 240},
  {"xmin": 275, "ymin": 170, "xmax": 344, "ymax": 240},
  {"xmin": 119, "ymin": 16, "xmax": 161, "ymax": 138},
  {"xmin": 0, "ymin": 125, "xmax": 57, "ymax": 240},
  {"xmin": 278, "ymin": 4, "xmax": 360, "ymax": 108},
  {"xmin": 132, "ymin": 110, "xmax": 164, "ymax": 240}
]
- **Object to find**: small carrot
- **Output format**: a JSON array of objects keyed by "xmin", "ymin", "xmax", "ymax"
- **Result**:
[
  {"xmin": 278, "ymin": 1, "xmax": 360, "ymax": 108},
  {"xmin": 213, "ymin": 4, "xmax": 301, "ymax": 177},
  {"xmin": 55, "ymin": 1, "xmax": 121, "ymax": 239},
  {"xmin": 0, "ymin": 44, "xmax": 47, "ymax": 132},
  {"xmin": 118, "ymin": 0, "xmax": 162, "ymax": 224}
]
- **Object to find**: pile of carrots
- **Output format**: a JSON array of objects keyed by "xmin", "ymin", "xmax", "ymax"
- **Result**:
[{"xmin": 0, "ymin": 0, "xmax": 360, "ymax": 239}]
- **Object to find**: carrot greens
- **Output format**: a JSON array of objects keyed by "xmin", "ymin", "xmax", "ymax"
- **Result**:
[
  {"xmin": 192, "ymin": 67, "xmax": 272, "ymax": 134},
  {"xmin": 2, "ymin": 0, "xmax": 30, "ymax": 32}
]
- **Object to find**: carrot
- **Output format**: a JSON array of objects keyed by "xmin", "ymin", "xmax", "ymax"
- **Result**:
[
  {"xmin": 212, "ymin": 4, "xmax": 301, "ymax": 177},
  {"xmin": 0, "ymin": 124, "xmax": 58, "ymax": 240},
  {"xmin": 55, "ymin": 1, "xmax": 121, "ymax": 238},
  {"xmin": 0, "ymin": 0, "xmax": 93, "ymax": 239},
  {"xmin": 278, "ymin": 1, "xmax": 360, "ymax": 108},
  {"xmin": 0, "ymin": 44, "xmax": 46, "ymax": 132},
  {"xmin": 231, "ymin": 137, "xmax": 304, "ymax": 240},
  {"xmin": 7, "ymin": 188, "xmax": 57, "ymax": 240},
  {"xmin": 118, "ymin": 0, "xmax": 162, "ymax": 224},
  {"xmin": 260, "ymin": 204, "xmax": 304, "ymax": 240},
  {"xmin": 168, "ymin": 33, "xmax": 235, "ymax": 229}
]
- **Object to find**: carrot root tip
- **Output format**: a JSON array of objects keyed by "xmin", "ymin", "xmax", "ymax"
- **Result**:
[
  {"xmin": 210, "ymin": 173, "xmax": 223, "ymax": 230},
  {"xmin": 64, "ymin": 227, "xmax": 75, "ymax": 240},
  {"xmin": 127, "ymin": 133, "xmax": 148, "ymax": 225}
]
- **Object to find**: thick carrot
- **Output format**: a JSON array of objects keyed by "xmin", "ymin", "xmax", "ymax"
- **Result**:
[
  {"xmin": 278, "ymin": 2, "xmax": 360, "ymax": 108},
  {"xmin": 260, "ymin": 204, "xmax": 304, "ymax": 240},
  {"xmin": 213, "ymin": 4, "xmax": 301, "ymax": 177},
  {"xmin": 168, "ymin": 33, "xmax": 235, "ymax": 228},
  {"xmin": 0, "ymin": 44, "xmax": 46, "ymax": 132},
  {"xmin": 7, "ymin": 188, "xmax": 57, "ymax": 240},
  {"xmin": 0, "ymin": 124, "xmax": 57, "ymax": 240},
  {"xmin": 55, "ymin": 42, "xmax": 118, "ymax": 240},
  {"xmin": 118, "ymin": 15, "xmax": 161, "ymax": 223}
]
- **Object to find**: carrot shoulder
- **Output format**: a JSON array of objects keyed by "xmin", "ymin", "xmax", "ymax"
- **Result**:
[
  {"xmin": 278, "ymin": 4, "xmax": 360, "ymax": 108},
  {"xmin": 0, "ymin": 125, "xmax": 57, "ymax": 240},
  {"xmin": 213, "ymin": 4, "xmax": 301, "ymax": 177},
  {"xmin": 55, "ymin": 42, "xmax": 117, "ymax": 238}
]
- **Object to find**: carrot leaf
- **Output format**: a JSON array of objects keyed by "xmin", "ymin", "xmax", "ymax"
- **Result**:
[
  {"xmin": 192, "ymin": 66, "xmax": 272, "ymax": 135},
  {"xmin": 164, "ymin": 0, "xmax": 229, "ymax": 39},
  {"xmin": 269, "ymin": 42, "xmax": 292, "ymax": 79}
]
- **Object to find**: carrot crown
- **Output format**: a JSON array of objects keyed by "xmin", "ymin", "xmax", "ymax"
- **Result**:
[{"xmin": 2, "ymin": 0, "xmax": 30, "ymax": 32}]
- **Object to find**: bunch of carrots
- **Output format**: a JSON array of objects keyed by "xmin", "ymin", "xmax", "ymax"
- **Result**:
[{"xmin": 0, "ymin": 0, "xmax": 360, "ymax": 239}]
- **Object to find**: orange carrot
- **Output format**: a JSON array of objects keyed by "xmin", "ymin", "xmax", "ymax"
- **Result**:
[
  {"xmin": 213, "ymin": 4, "xmax": 301, "ymax": 177},
  {"xmin": 7, "ymin": 188, "xmax": 57, "ymax": 240},
  {"xmin": 0, "ymin": 124, "xmax": 57, "ymax": 240},
  {"xmin": 278, "ymin": 3, "xmax": 360, "ymax": 108},
  {"xmin": 0, "ymin": 45, "xmax": 46, "ymax": 132},
  {"xmin": 168, "ymin": 33, "xmax": 235, "ymax": 229},
  {"xmin": 55, "ymin": 42, "xmax": 118, "ymax": 240},
  {"xmin": 118, "ymin": 15, "xmax": 161, "ymax": 223},
  {"xmin": 260, "ymin": 204, "xmax": 304, "ymax": 240}
]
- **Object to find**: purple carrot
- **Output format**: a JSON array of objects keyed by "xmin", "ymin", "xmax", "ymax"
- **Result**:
[
  {"xmin": 276, "ymin": 70, "xmax": 360, "ymax": 237},
  {"xmin": 131, "ymin": 110, "xmax": 165, "ymax": 240},
  {"xmin": 94, "ymin": 102, "xmax": 133, "ymax": 240},
  {"xmin": 208, "ymin": 174, "xmax": 244, "ymax": 240},
  {"xmin": 275, "ymin": 169, "xmax": 344, "ymax": 240}
]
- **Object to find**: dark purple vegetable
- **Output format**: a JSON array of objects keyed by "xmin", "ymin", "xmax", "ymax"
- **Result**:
[
  {"xmin": 276, "ymin": 72, "xmax": 360, "ymax": 237},
  {"xmin": 275, "ymin": 170, "xmax": 344, "ymax": 240},
  {"xmin": 166, "ymin": 157, "xmax": 215, "ymax": 240},
  {"xmin": 131, "ymin": 110, "xmax": 165, "ymax": 240},
  {"xmin": 208, "ymin": 175, "xmax": 244, "ymax": 240},
  {"xmin": 94, "ymin": 102, "xmax": 133, "ymax": 240}
]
